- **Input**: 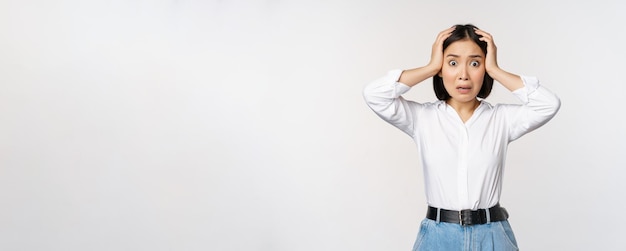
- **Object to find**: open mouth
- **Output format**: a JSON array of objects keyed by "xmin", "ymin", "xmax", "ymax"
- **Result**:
[{"xmin": 457, "ymin": 86, "xmax": 472, "ymax": 93}]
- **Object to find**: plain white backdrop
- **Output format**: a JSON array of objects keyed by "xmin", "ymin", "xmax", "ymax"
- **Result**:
[{"xmin": 1, "ymin": 0, "xmax": 625, "ymax": 250}]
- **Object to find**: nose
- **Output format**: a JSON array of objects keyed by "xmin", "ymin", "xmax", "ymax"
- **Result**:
[{"xmin": 458, "ymin": 66, "xmax": 469, "ymax": 81}]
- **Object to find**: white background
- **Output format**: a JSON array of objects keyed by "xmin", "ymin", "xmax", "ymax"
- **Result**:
[{"xmin": 1, "ymin": 0, "xmax": 624, "ymax": 250}]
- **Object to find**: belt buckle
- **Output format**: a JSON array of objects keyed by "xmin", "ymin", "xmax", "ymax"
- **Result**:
[{"xmin": 459, "ymin": 209, "xmax": 472, "ymax": 226}]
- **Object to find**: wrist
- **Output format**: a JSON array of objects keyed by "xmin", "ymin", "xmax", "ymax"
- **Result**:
[
  {"xmin": 424, "ymin": 63, "xmax": 441, "ymax": 77},
  {"xmin": 486, "ymin": 66, "xmax": 502, "ymax": 78}
]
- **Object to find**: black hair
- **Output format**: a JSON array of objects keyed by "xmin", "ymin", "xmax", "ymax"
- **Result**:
[{"xmin": 433, "ymin": 24, "xmax": 494, "ymax": 100}]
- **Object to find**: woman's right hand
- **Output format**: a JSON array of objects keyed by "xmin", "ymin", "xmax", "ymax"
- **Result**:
[
  {"xmin": 427, "ymin": 26, "xmax": 455, "ymax": 74},
  {"xmin": 398, "ymin": 26, "xmax": 455, "ymax": 86}
]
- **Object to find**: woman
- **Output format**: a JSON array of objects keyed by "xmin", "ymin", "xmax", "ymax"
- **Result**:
[{"xmin": 363, "ymin": 24, "xmax": 560, "ymax": 250}]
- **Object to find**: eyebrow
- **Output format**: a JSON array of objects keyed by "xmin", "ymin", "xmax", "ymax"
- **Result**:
[{"xmin": 446, "ymin": 54, "xmax": 483, "ymax": 58}]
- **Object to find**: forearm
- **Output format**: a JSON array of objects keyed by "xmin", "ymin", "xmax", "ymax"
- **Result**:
[
  {"xmin": 507, "ymin": 76, "xmax": 561, "ymax": 141},
  {"xmin": 399, "ymin": 26, "xmax": 455, "ymax": 87},
  {"xmin": 398, "ymin": 64, "xmax": 439, "ymax": 87},
  {"xmin": 488, "ymin": 67, "xmax": 524, "ymax": 92},
  {"xmin": 363, "ymin": 70, "xmax": 417, "ymax": 137}
]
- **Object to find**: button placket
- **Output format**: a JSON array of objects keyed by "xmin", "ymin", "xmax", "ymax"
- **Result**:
[{"xmin": 457, "ymin": 125, "xmax": 470, "ymax": 208}]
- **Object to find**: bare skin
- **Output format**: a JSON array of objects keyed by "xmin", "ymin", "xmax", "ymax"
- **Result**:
[
  {"xmin": 473, "ymin": 28, "xmax": 524, "ymax": 91},
  {"xmin": 398, "ymin": 27, "xmax": 455, "ymax": 87},
  {"xmin": 440, "ymin": 39, "xmax": 485, "ymax": 122},
  {"xmin": 398, "ymin": 27, "xmax": 525, "ymax": 123}
]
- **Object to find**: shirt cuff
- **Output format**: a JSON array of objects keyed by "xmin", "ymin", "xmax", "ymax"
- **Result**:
[
  {"xmin": 512, "ymin": 76, "xmax": 540, "ymax": 104},
  {"xmin": 388, "ymin": 69, "xmax": 411, "ymax": 96}
]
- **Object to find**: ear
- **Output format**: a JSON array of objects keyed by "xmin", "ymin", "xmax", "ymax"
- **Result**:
[{"xmin": 437, "ymin": 71, "xmax": 442, "ymax": 77}]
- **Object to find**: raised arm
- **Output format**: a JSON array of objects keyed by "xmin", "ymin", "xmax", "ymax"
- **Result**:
[
  {"xmin": 473, "ymin": 28, "xmax": 524, "ymax": 91},
  {"xmin": 399, "ymin": 27, "xmax": 455, "ymax": 86},
  {"xmin": 363, "ymin": 27, "xmax": 456, "ymax": 136},
  {"xmin": 473, "ymin": 28, "xmax": 561, "ymax": 140}
]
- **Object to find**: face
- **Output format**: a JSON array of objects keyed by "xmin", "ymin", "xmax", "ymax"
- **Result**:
[{"xmin": 440, "ymin": 39, "xmax": 486, "ymax": 104}]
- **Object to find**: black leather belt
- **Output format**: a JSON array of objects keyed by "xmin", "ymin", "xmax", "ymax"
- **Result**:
[{"xmin": 426, "ymin": 204, "xmax": 509, "ymax": 226}]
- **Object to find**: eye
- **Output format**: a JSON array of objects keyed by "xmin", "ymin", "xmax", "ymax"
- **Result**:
[
  {"xmin": 470, "ymin": 61, "xmax": 480, "ymax": 67},
  {"xmin": 448, "ymin": 60, "xmax": 457, "ymax": 66}
]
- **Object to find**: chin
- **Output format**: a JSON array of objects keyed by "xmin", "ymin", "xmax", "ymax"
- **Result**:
[{"xmin": 450, "ymin": 95, "xmax": 479, "ymax": 103}]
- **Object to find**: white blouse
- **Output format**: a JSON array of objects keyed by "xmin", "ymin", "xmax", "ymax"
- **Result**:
[{"xmin": 363, "ymin": 69, "xmax": 561, "ymax": 210}]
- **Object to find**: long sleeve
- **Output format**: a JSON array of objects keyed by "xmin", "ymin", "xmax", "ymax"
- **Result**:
[
  {"xmin": 363, "ymin": 72, "xmax": 561, "ymax": 210},
  {"xmin": 363, "ymin": 69, "xmax": 419, "ymax": 137},
  {"xmin": 506, "ymin": 76, "xmax": 561, "ymax": 141}
]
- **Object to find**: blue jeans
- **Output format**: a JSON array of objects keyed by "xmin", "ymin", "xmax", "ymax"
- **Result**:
[{"xmin": 412, "ymin": 219, "xmax": 519, "ymax": 251}]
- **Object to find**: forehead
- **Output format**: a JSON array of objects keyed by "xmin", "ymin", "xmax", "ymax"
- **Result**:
[{"xmin": 444, "ymin": 39, "xmax": 484, "ymax": 56}]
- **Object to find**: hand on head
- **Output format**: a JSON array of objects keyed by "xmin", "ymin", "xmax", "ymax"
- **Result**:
[
  {"xmin": 473, "ymin": 28, "xmax": 499, "ymax": 74},
  {"xmin": 427, "ymin": 26, "xmax": 456, "ymax": 74}
]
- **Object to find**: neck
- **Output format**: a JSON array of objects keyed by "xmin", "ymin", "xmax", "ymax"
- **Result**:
[
  {"xmin": 446, "ymin": 98, "xmax": 480, "ymax": 113},
  {"xmin": 446, "ymin": 98, "xmax": 480, "ymax": 123}
]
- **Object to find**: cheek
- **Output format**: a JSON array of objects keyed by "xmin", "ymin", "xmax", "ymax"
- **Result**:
[
  {"xmin": 470, "ymin": 69, "xmax": 485, "ymax": 83},
  {"xmin": 440, "ymin": 67, "xmax": 456, "ymax": 83}
]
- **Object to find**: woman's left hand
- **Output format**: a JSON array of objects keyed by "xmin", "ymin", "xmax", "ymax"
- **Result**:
[
  {"xmin": 474, "ymin": 29, "xmax": 499, "ymax": 75},
  {"xmin": 474, "ymin": 28, "xmax": 525, "ymax": 91}
]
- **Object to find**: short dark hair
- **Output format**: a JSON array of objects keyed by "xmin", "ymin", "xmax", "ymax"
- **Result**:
[{"xmin": 433, "ymin": 24, "xmax": 494, "ymax": 100}]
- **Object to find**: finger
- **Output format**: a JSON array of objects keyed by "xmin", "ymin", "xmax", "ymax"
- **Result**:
[
  {"xmin": 442, "ymin": 26, "xmax": 456, "ymax": 33},
  {"xmin": 474, "ymin": 29, "xmax": 493, "ymax": 39},
  {"xmin": 479, "ymin": 37, "xmax": 496, "ymax": 48},
  {"xmin": 474, "ymin": 30, "xmax": 494, "ymax": 44},
  {"xmin": 437, "ymin": 27, "xmax": 455, "ymax": 41},
  {"xmin": 438, "ymin": 26, "xmax": 455, "ymax": 36},
  {"xmin": 474, "ymin": 30, "xmax": 490, "ymax": 38},
  {"xmin": 436, "ymin": 31, "xmax": 452, "ymax": 42},
  {"xmin": 479, "ymin": 36, "xmax": 492, "ymax": 42}
]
